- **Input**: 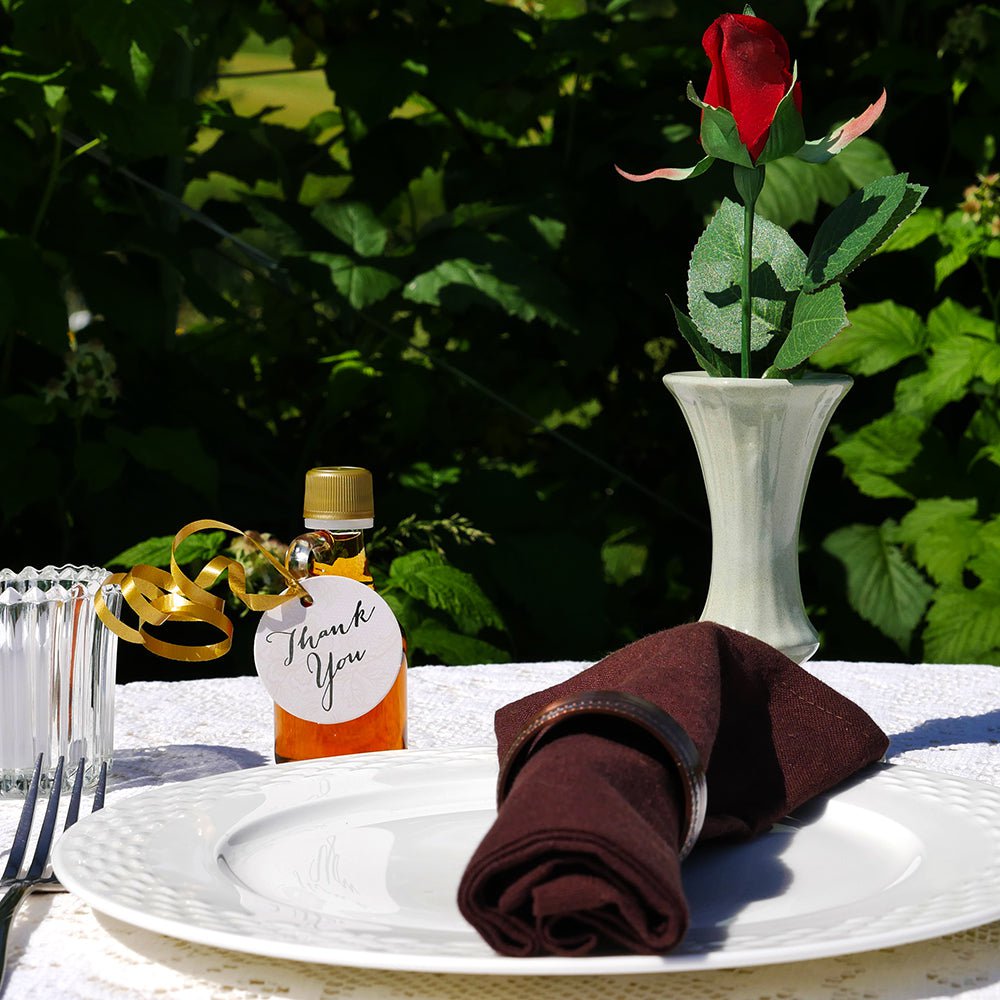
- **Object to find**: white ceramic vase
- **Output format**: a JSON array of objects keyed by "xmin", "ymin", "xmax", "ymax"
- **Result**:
[{"xmin": 662, "ymin": 371, "xmax": 853, "ymax": 663}]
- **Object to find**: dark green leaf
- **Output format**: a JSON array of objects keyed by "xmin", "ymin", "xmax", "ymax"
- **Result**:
[
  {"xmin": 106, "ymin": 426, "xmax": 219, "ymax": 499},
  {"xmin": 306, "ymin": 252, "xmax": 401, "ymax": 309},
  {"xmin": 1, "ymin": 394, "xmax": 57, "ymax": 426},
  {"xmin": 0, "ymin": 236, "xmax": 67, "ymax": 353},
  {"xmin": 73, "ymin": 0, "xmax": 189, "ymax": 90},
  {"xmin": 312, "ymin": 202, "xmax": 390, "ymax": 258},
  {"xmin": 805, "ymin": 174, "xmax": 927, "ymax": 290},
  {"xmin": 408, "ymin": 619, "xmax": 511, "ymax": 665},
  {"xmin": 830, "ymin": 412, "xmax": 925, "ymax": 499},
  {"xmin": 668, "ymin": 298, "xmax": 739, "ymax": 377},
  {"xmin": 74, "ymin": 440, "xmax": 125, "ymax": 494},
  {"xmin": 404, "ymin": 254, "xmax": 570, "ymax": 327}
]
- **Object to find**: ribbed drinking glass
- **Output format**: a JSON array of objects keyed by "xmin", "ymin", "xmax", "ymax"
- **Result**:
[{"xmin": 0, "ymin": 565, "xmax": 120, "ymax": 794}]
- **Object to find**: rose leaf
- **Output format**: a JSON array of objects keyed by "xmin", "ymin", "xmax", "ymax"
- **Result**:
[
  {"xmin": 687, "ymin": 198, "xmax": 806, "ymax": 354},
  {"xmin": 771, "ymin": 283, "xmax": 849, "ymax": 372},
  {"xmin": 804, "ymin": 174, "xmax": 927, "ymax": 291}
]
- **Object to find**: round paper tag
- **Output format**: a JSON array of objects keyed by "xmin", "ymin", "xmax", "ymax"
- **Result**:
[{"xmin": 254, "ymin": 576, "xmax": 403, "ymax": 725}]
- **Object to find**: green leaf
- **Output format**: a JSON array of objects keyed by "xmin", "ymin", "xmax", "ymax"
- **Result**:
[
  {"xmin": 668, "ymin": 297, "xmax": 739, "ymax": 377},
  {"xmin": 408, "ymin": 619, "xmax": 511, "ymax": 665},
  {"xmin": 980, "ymin": 343, "xmax": 1000, "ymax": 385},
  {"xmin": 771, "ymin": 283, "xmax": 848, "ymax": 372},
  {"xmin": 927, "ymin": 298, "xmax": 995, "ymax": 343},
  {"xmin": 129, "ymin": 40, "xmax": 154, "ymax": 96},
  {"xmin": 934, "ymin": 246, "xmax": 971, "ymax": 288},
  {"xmin": 923, "ymin": 586, "xmax": 1000, "ymax": 664},
  {"xmin": 824, "ymin": 521, "xmax": 933, "ymax": 651},
  {"xmin": 810, "ymin": 301, "xmax": 927, "ymax": 376},
  {"xmin": 805, "ymin": 174, "xmax": 927, "ymax": 291},
  {"xmin": 897, "ymin": 498, "xmax": 980, "ymax": 586},
  {"xmin": 894, "ymin": 336, "xmax": 992, "ymax": 420},
  {"xmin": 404, "ymin": 257, "xmax": 568, "ymax": 327},
  {"xmin": 876, "ymin": 207, "xmax": 942, "ymax": 254},
  {"xmin": 306, "ymin": 252, "xmax": 401, "ymax": 309},
  {"xmin": 528, "ymin": 215, "xmax": 567, "ymax": 250},
  {"xmin": 830, "ymin": 412, "xmax": 925, "ymax": 499},
  {"xmin": 756, "ymin": 156, "xmax": 851, "ymax": 228},
  {"xmin": 601, "ymin": 531, "xmax": 648, "ymax": 586},
  {"xmin": 109, "ymin": 531, "xmax": 227, "ymax": 569},
  {"xmin": 388, "ymin": 550, "xmax": 504, "ymax": 634},
  {"xmin": 969, "ymin": 517, "xmax": 1000, "ymax": 584},
  {"xmin": 687, "ymin": 198, "xmax": 806, "ymax": 354},
  {"xmin": 312, "ymin": 201, "xmax": 390, "ymax": 258},
  {"xmin": 832, "ymin": 138, "xmax": 895, "ymax": 188}
]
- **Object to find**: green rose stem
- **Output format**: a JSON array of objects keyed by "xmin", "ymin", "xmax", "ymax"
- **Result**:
[{"xmin": 733, "ymin": 163, "xmax": 766, "ymax": 378}]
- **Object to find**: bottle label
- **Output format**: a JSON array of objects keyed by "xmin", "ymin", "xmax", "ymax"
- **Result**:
[{"xmin": 254, "ymin": 576, "xmax": 403, "ymax": 725}]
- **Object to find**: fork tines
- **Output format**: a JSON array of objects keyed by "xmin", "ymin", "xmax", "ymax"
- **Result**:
[{"xmin": 2, "ymin": 756, "xmax": 105, "ymax": 884}]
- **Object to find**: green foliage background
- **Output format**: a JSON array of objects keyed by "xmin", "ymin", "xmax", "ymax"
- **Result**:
[{"xmin": 1, "ymin": 0, "xmax": 998, "ymax": 677}]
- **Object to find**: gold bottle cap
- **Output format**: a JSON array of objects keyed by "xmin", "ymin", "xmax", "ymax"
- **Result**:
[{"xmin": 302, "ymin": 466, "xmax": 374, "ymax": 529}]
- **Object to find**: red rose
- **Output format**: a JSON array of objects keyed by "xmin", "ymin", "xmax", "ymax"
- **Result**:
[{"xmin": 702, "ymin": 13, "xmax": 803, "ymax": 162}]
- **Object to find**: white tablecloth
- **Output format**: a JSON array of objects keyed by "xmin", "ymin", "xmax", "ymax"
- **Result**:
[{"xmin": 1, "ymin": 659, "xmax": 999, "ymax": 999}]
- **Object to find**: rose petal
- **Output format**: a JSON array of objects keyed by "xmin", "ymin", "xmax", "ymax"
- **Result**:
[
  {"xmin": 826, "ymin": 88, "xmax": 887, "ymax": 153},
  {"xmin": 614, "ymin": 157, "xmax": 714, "ymax": 182},
  {"xmin": 796, "ymin": 89, "xmax": 887, "ymax": 163}
]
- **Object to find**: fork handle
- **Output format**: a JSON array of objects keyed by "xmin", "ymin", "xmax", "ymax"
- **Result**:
[{"xmin": 0, "ymin": 884, "xmax": 33, "ymax": 998}]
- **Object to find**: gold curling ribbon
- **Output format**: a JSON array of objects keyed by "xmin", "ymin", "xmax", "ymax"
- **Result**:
[{"xmin": 94, "ymin": 519, "xmax": 309, "ymax": 662}]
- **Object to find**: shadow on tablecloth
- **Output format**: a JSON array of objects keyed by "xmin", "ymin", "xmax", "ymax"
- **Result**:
[
  {"xmin": 888, "ymin": 708, "xmax": 1000, "ymax": 757},
  {"xmin": 108, "ymin": 744, "xmax": 268, "ymax": 789}
]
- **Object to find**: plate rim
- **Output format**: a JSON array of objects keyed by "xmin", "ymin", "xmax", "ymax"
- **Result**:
[{"xmin": 52, "ymin": 746, "xmax": 1000, "ymax": 976}]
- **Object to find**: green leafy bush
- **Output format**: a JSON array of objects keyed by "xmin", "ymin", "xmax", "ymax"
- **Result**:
[
  {"xmin": 1, "ymin": 0, "xmax": 998, "ymax": 673},
  {"xmin": 814, "ymin": 184, "xmax": 1000, "ymax": 664}
]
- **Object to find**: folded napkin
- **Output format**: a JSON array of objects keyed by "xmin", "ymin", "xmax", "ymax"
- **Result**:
[{"xmin": 457, "ymin": 621, "xmax": 889, "ymax": 957}]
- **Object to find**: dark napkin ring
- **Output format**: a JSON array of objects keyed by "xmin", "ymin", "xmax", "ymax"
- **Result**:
[{"xmin": 496, "ymin": 689, "xmax": 707, "ymax": 860}]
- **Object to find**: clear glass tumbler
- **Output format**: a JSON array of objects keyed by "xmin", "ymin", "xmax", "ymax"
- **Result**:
[{"xmin": 0, "ymin": 565, "xmax": 121, "ymax": 794}]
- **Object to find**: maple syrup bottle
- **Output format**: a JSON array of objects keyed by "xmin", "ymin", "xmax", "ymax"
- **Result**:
[{"xmin": 275, "ymin": 466, "xmax": 407, "ymax": 761}]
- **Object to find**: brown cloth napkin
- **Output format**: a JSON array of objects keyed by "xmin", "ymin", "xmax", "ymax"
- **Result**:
[{"xmin": 457, "ymin": 621, "xmax": 889, "ymax": 957}]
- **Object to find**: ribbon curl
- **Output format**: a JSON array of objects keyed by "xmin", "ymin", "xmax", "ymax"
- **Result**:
[{"xmin": 94, "ymin": 519, "xmax": 309, "ymax": 662}]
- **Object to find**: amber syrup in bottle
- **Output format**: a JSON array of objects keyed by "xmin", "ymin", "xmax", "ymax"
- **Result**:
[{"xmin": 275, "ymin": 466, "xmax": 407, "ymax": 762}]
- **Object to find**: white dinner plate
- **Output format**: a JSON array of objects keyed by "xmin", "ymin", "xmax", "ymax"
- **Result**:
[{"xmin": 52, "ymin": 746, "xmax": 1000, "ymax": 975}]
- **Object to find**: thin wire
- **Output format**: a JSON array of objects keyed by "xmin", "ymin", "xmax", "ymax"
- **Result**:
[
  {"xmin": 215, "ymin": 66, "xmax": 326, "ymax": 80},
  {"xmin": 61, "ymin": 131, "xmax": 705, "ymax": 529}
]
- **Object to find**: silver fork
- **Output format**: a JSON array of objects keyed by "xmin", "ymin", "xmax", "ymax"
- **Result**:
[{"xmin": 0, "ymin": 755, "xmax": 108, "ymax": 995}]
